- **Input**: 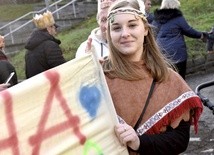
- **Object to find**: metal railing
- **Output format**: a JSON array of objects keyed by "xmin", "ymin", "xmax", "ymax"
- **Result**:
[{"xmin": 0, "ymin": 0, "xmax": 77, "ymax": 44}]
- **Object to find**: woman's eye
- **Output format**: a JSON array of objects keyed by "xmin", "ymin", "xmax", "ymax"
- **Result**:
[
  {"xmin": 129, "ymin": 24, "xmax": 137, "ymax": 28},
  {"xmin": 112, "ymin": 26, "xmax": 121, "ymax": 31}
]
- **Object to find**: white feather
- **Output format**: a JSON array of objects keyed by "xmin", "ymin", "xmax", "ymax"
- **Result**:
[{"xmin": 136, "ymin": 0, "xmax": 146, "ymax": 15}]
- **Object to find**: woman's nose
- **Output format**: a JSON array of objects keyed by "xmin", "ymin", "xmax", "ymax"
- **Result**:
[{"xmin": 121, "ymin": 28, "xmax": 130, "ymax": 38}]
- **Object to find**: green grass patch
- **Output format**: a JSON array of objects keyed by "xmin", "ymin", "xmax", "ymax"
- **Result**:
[
  {"xmin": 9, "ymin": 50, "xmax": 26, "ymax": 80},
  {"xmin": 58, "ymin": 15, "xmax": 97, "ymax": 60},
  {"xmin": 0, "ymin": 4, "xmax": 35, "ymax": 21}
]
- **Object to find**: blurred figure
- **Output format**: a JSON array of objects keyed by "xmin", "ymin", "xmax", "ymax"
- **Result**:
[
  {"xmin": 152, "ymin": 0, "xmax": 206, "ymax": 79},
  {"xmin": 0, "ymin": 35, "xmax": 18, "ymax": 86},
  {"xmin": 0, "ymin": 61, "xmax": 18, "ymax": 86},
  {"xmin": 0, "ymin": 35, "xmax": 7, "ymax": 60},
  {"xmin": 143, "ymin": 0, "xmax": 154, "ymax": 23},
  {"xmin": 207, "ymin": 26, "xmax": 214, "ymax": 54},
  {"xmin": 76, "ymin": 0, "xmax": 117, "ymax": 59},
  {"xmin": 25, "ymin": 11, "xmax": 66, "ymax": 79}
]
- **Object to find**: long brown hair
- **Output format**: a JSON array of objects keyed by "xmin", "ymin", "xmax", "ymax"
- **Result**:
[{"xmin": 102, "ymin": 0, "xmax": 173, "ymax": 82}]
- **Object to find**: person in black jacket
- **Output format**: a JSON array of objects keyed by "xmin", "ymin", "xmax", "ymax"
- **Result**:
[
  {"xmin": 25, "ymin": 11, "xmax": 66, "ymax": 79},
  {"xmin": 0, "ymin": 61, "xmax": 18, "ymax": 86},
  {"xmin": 0, "ymin": 35, "xmax": 18, "ymax": 86}
]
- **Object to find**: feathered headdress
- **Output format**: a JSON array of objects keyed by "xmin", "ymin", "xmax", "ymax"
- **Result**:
[{"xmin": 33, "ymin": 11, "xmax": 55, "ymax": 29}]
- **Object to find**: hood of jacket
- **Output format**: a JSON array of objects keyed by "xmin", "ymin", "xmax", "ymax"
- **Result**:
[
  {"xmin": 154, "ymin": 8, "xmax": 183, "ymax": 24},
  {"xmin": 90, "ymin": 27, "xmax": 107, "ymax": 45},
  {"xmin": 25, "ymin": 29, "xmax": 61, "ymax": 50}
]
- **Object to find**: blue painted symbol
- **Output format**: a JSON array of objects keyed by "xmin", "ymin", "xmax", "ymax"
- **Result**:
[{"xmin": 79, "ymin": 85, "xmax": 101, "ymax": 118}]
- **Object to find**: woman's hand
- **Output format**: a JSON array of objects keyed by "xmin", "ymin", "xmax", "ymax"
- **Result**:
[
  {"xmin": 115, "ymin": 123, "xmax": 140, "ymax": 151},
  {"xmin": 201, "ymin": 32, "xmax": 208, "ymax": 42},
  {"xmin": 0, "ymin": 83, "xmax": 10, "ymax": 91},
  {"xmin": 85, "ymin": 37, "xmax": 105, "ymax": 63},
  {"xmin": 85, "ymin": 37, "xmax": 92, "ymax": 53}
]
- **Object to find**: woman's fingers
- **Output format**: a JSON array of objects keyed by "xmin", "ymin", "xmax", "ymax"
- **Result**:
[
  {"xmin": 85, "ymin": 37, "xmax": 92, "ymax": 53},
  {"xmin": 115, "ymin": 123, "xmax": 140, "ymax": 150},
  {"xmin": 115, "ymin": 124, "xmax": 132, "ymax": 144}
]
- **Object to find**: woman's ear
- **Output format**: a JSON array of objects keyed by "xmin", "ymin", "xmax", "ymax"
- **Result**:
[
  {"xmin": 144, "ymin": 25, "xmax": 149, "ymax": 36},
  {"xmin": 46, "ymin": 26, "xmax": 52, "ymax": 34}
]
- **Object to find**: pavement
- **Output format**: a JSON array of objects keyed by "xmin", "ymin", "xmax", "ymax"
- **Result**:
[{"xmin": 182, "ymin": 71, "xmax": 214, "ymax": 155}]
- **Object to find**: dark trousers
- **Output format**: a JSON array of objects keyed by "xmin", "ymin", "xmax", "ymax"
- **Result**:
[
  {"xmin": 207, "ymin": 39, "xmax": 214, "ymax": 51},
  {"xmin": 175, "ymin": 60, "xmax": 187, "ymax": 80}
]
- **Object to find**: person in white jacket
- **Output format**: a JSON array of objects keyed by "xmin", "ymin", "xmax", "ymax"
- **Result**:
[{"xmin": 75, "ymin": 0, "xmax": 116, "ymax": 59}]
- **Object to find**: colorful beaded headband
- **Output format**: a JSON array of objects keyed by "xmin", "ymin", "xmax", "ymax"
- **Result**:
[
  {"xmin": 107, "ymin": 0, "xmax": 147, "ymax": 23},
  {"xmin": 108, "ymin": 8, "xmax": 147, "ymax": 23}
]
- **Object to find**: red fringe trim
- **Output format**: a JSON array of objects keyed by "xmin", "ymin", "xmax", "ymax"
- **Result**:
[{"xmin": 146, "ymin": 96, "xmax": 203, "ymax": 135}]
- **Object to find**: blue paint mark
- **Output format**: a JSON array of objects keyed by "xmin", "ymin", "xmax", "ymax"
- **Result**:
[{"xmin": 79, "ymin": 86, "xmax": 101, "ymax": 118}]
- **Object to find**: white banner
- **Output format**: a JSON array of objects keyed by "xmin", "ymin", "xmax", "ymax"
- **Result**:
[{"xmin": 0, "ymin": 54, "xmax": 128, "ymax": 155}]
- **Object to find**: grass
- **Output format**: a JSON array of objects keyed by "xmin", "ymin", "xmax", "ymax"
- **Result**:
[
  {"xmin": 58, "ymin": 16, "xmax": 97, "ymax": 60},
  {"xmin": 180, "ymin": 0, "xmax": 214, "ymax": 59},
  {"xmin": 10, "ymin": 50, "xmax": 25, "ymax": 80},
  {"xmin": 4, "ymin": 0, "xmax": 214, "ymax": 80},
  {"xmin": 0, "ymin": 4, "xmax": 35, "ymax": 21}
]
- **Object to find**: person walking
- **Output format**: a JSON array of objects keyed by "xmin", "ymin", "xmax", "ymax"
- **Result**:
[
  {"xmin": 152, "ymin": 0, "xmax": 206, "ymax": 79},
  {"xmin": 99, "ymin": 0, "xmax": 203, "ymax": 154},
  {"xmin": 25, "ymin": 11, "xmax": 66, "ymax": 79}
]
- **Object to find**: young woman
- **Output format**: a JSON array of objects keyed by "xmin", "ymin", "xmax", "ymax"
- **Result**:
[{"xmin": 102, "ymin": 0, "xmax": 203, "ymax": 154}]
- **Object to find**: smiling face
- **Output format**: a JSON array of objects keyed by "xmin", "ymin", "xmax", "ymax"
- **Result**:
[{"xmin": 109, "ymin": 12, "xmax": 148, "ymax": 61}]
